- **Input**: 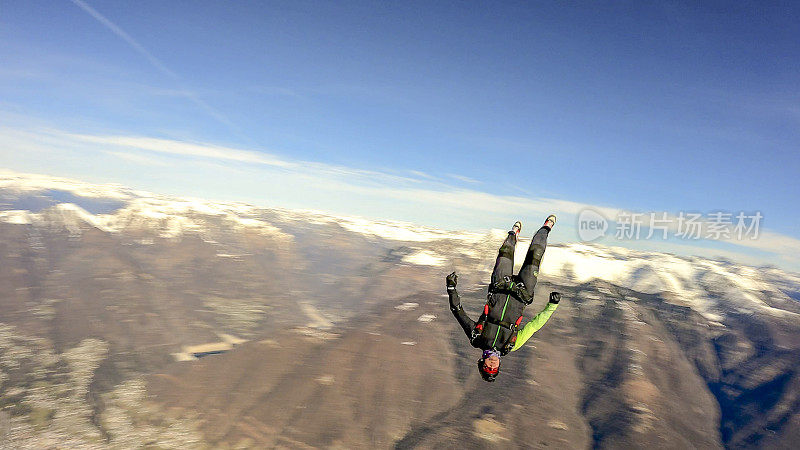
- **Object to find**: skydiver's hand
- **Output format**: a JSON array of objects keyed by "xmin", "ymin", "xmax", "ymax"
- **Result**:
[
  {"xmin": 446, "ymin": 272, "xmax": 458, "ymax": 289},
  {"xmin": 549, "ymin": 292, "xmax": 562, "ymax": 304}
]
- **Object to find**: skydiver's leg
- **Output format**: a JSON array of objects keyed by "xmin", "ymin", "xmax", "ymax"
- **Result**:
[
  {"xmin": 518, "ymin": 225, "xmax": 550, "ymax": 295},
  {"xmin": 491, "ymin": 231, "xmax": 518, "ymax": 286}
]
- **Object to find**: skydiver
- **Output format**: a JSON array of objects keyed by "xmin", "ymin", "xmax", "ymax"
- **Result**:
[{"xmin": 447, "ymin": 215, "xmax": 561, "ymax": 382}]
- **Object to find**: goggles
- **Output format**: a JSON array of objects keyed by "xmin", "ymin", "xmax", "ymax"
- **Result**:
[{"xmin": 482, "ymin": 349, "xmax": 500, "ymax": 360}]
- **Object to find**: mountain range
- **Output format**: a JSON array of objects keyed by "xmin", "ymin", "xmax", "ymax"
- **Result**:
[{"xmin": 1, "ymin": 171, "xmax": 798, "ymax": 449}]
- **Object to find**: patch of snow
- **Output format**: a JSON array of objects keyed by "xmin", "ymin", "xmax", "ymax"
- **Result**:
[
  {"xmin": 300, "ymin": 302, "xmax": 333, "ymax": 329},
  {"xmin": 0, "ymin": 210, "xmax": 32, "ymax": 224},
  {"xmin": 336, "ymin": 215, "xmax": 493, "ymax": 243},
  {"xmin": 315, "ymin": 375, "xmax": 335, "ymax": 385},
  {"xmin": 417, "ymin": 314, "xmax": 436, "ymax": 323},
  {"xmin": 395, "ymin": 302, "xmax": 419, "ymax": 311},
  {"xmin": 0, "ymin": 170, "xmax": 134, "ymax": 200},
  {"xmin": 403, "ymin": 250, "xmax": 446, "ymax": 266}
]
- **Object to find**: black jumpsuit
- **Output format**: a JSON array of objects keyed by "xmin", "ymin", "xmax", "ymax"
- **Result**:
[{"xmin": 448, "ymin": 225, "xmax": 550, "ymax": 350}]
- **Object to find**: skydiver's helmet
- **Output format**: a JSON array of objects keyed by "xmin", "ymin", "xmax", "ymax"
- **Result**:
[{"xmin": 478, "ymin": 349, "xmax": 501, "ymax": 382}]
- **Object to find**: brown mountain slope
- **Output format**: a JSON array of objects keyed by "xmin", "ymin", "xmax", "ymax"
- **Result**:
[
  {"xmin": 148, "ymin": 283, "xmax": 725, "ymax": 449},
  {"xmin": 148, "ymin": 293, "xmax": 464, "ymax": 448}
]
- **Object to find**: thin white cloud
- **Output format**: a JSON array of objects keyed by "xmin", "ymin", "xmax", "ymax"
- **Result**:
[
  {"xmin": 728, "ymin": 230, "xmax": 800, "ymax": 261},
  {"xmin": 66, "ymin": 132, "xmax": 431, "ymax": 187},
  {"xmin": 70, "ymin": 0, "xmax": 179, "ymax": 80},
  {"xmin": 104, "ymin": 150, "xmax": 169, "ymax": 166},
  {"xmin": 409, "ymin": 170, "xmax": 435, "ymax": 180},
  {"xmin": 246, "ymin": 86, "xmax": 303, "ymax": 98},
  {"xmin": 69, "ymin": 0, "xmax": 246, "ymax": 139},
  {"xmin": 3, "ymin": 126, "xmax": 800, "ymax": 271},
  {"xmin": 71, "ymin": 134, "xmax": 296, "ymax": 168},
  {"xmin": 446, "ymin": 173, "xmax": 481, "ymax": 184}
]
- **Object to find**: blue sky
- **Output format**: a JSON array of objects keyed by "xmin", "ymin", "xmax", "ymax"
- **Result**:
[{"xmin": 1, "ymin": 1, "xmax": 799, "ymax": 269}]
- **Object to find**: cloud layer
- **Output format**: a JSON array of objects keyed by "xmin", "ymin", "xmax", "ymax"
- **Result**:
[{"xmin": 2, "ymin": 125, "xmax": 799, "ymax": 271}]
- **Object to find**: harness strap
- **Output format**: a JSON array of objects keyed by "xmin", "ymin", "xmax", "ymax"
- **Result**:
[
  {"xmin": 485, "ymin": 316, "xmax": 514, "ymax": 329},
  {"xmin": 488, "ymin": 277, "xmax": 533, "ymax": 304}
]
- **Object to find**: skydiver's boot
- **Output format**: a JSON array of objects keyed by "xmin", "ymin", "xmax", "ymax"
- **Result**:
[
  {"xmin": 512, "ymin": 221, "xmax": 522, "ymax": 237},
  {"xmin": 543, "ymin": 214, "xmax": 556, "ymax": 231}
]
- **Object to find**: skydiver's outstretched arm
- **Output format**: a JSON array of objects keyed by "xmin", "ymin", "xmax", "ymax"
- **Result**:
[
  {"xmin": 509, "ymin": 292, "xmax": 561, "ymax": 352},
  {"xmin": 446, "ymin": 272, "xmax": 476, "ymax": 341}
]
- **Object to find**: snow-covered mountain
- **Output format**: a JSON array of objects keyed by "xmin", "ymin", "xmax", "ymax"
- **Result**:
[
  {"xmin": 2, "ymin": 170, "xmax": 800, "ymax": 448},
  {"xmin": 2, "ymin": 170, "xmax": 798, "ymax": 324}
]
